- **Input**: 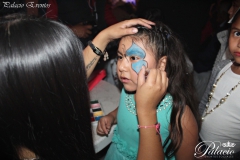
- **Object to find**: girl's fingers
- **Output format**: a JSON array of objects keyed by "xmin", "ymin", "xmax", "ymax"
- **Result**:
[
  {"xmin": 137, "ymin": 66, "xmax": 146, "ymax": 87},
  {"xmin": 156, "ymin": 69, "xmax": 168, "ymax": 92},
  {"xmin": 162, "ymin": 71, "xmax": 168, "ymax": 90},
  {"xmin": 146, "ymin": 69, "xmax": 157, "ymax": 85},
  {"xmin": 97, "ymin": 124, "xmax": 104, "ymax": 134},
  {"xmin": 155, "ymin": 68, "xmax": 161, "ymax": 85}
]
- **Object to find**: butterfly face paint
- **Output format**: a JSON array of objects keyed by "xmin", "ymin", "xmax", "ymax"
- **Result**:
[{"xmin": 126, "ymin": 41, "xmax": 148, "ymax": 73}]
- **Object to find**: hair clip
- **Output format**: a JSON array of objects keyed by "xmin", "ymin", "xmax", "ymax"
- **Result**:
[{"xmin": 164, "ymin": 31, "xmax": 170, "ymax": 39}]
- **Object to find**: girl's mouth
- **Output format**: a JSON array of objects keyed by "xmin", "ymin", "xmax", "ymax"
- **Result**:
[
  {"xmin": 234, "ymin": 52, "xmax": 240, "ymax": 57},
  {"xmin": 120, "ymin": 77, "xmax": 130, "ymax": 83}
]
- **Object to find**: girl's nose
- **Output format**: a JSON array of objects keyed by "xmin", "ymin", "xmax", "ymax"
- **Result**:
[
  {"xmin": 238, "ymin": 39, "xmax": 240, "ymax": 48},
  {"xmin": 118, "ymin": 57, "xmax": 130, "ymax": 72}
]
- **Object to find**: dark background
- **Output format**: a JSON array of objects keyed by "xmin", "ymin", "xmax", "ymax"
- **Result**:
[
  {"xmin": 0, "ymin": 0, "xmax": 214, "ymax": 62},
  {"xmin": 136, "ymin": 0, "xmax": 214, "ymax": 62}
]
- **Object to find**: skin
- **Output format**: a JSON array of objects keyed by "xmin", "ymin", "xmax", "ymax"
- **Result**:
[
  {"xmin": 229, "ymin": 15, "xmax": 240, "ymax": 75},
  {"xmin": 97, "ymin": 36, "xmax": 198, "ymax": 160}
]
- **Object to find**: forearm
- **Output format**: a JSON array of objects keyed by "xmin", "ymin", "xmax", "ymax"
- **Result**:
[
  {"xmin": 107, "ymin": 107, "xmax": 118, "ymax": 124},
  {"xmin": 137, "ymin": 111, "xmax": 164, "ymax": 160},
  {"xmin": 84, "ymin": 30, "xmax": 110, "ymax": 78}
]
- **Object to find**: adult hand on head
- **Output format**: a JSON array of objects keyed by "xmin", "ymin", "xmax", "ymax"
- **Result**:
[
  {"xmin": 99, "ymin": 18, "xmax": 155, "ymax": 44},
  {"xmin": 84, "ymin": 18, "xmax": 154, "ymax": 78},
  {"xmin": 135, "ymin": 66, "xmax": 168, "ymax": 115},
  {"xmin": 70, "ymin": 23, "xmax": 92, "ymax": 38}
]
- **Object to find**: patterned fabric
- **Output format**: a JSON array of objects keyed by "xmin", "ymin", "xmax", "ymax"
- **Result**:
[{"xmin": 105, "ymin": 89, "xmax": 175, "ymax": 160}]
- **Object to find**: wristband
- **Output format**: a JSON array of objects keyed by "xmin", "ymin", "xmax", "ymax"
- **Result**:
[
  {"xmin": 138, "ymin": 122, "xmax": 160, "ymax": 134},
  {"xmin": 88, "ymin": 41, "xmax": 109, "ymax": 61}
]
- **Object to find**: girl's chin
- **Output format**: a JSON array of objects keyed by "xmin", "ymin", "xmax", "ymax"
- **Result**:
[{"xmin": 123, "ymin": 85, "xmax": 137, "ymax": 93}]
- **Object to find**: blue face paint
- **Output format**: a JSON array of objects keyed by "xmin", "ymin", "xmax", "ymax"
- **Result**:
[
  {"xmin": 126, "ymin": 41, "xmax": 148, "ymax": 74},
  {"xmin": 126, "ymin": 42, "xmax": 146, "ymax": 58},
  {"xmin": 132, "ymin": 60, "xmax": 147, "ymax": 73}
]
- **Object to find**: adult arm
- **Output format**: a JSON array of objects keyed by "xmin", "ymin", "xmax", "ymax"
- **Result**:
[
  {"xmin": 83, "ymin": 18, "xmax": 155, "ymax": 78},
  {"xmin": 135, "ymin": 67, "xmax": 167, "ymax": 160}
]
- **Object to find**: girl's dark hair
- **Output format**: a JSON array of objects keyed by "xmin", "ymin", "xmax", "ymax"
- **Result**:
[
  {"xmin": 130, "ymin": 22, "xmax": 200, "ymax": 158},
  {"xmin": 0, "ymin": 14, "xmax": 95, "ymax": 159}
]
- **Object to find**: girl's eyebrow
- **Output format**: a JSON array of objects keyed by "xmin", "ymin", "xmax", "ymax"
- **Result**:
[
  {"xmin": 117, "ymin": 50, "xmax": 124, "ymax": 55},
  {"xmin": 117, "ymin": 50, "xmax": 128, "ymax": 61},
  {"xmin": 231, "ymin": 27, "xmax": 240, "ymax": 31}
]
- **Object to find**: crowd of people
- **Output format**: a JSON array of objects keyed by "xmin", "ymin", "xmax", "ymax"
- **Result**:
[{"xmin": 0, "ymin": 0, "xmax": 239, "ymax": 160}]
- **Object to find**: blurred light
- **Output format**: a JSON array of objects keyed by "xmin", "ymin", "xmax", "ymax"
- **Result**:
[{"xmin": 122, "ymin": 0, "xmax": 136, "ymax": 5}]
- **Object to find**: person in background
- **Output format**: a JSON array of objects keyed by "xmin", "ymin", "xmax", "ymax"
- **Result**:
[
  {"xmin": 194, "ymin": 0, "xmax": 238, "ymax": 102},
  {"xmin": 198, "ymin": 8, "xmax": 240, "ymax": 159}
]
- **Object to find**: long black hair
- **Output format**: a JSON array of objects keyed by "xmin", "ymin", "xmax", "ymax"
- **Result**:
[
  {"xmin": 129, "ymin": 22, "xmax": 200, "ymax": 158},
  {"xmin": 0, "ymin": 14, "xmax": 95, "ymax": 159}
]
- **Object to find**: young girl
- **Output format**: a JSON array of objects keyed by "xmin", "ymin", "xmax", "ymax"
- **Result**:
[
  {"xmin": 97, "ymin": 22, "xmax": 200, "ymax": 159},
  {"xmin": 199, "ymin": 8, "xmax": 240, "ymax": 159}
]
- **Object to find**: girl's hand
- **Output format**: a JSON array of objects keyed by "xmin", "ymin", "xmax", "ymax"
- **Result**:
[
  {"xmin": 135, "ymin": 66, "xmax": 168, "ymax": 115},
  {"xmin": 136, "ymin": 66, "xmax": 167, "ymax": 160},
  {"xmin": 97, "ymin": 114, "xmax": 115, "ymax": 135},
  {"xmin": 99, "ymin": 18, "xmax": 155, "ymax": 44}
]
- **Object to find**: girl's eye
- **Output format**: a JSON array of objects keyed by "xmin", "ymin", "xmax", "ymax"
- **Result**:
[
  {"xmin": 117, "ymin": 55, "xmax": 123, "ymax": 60},
  {"xmin": 234, "ymin": 31, "xmax": 240, "ymax": 37},
  {"xmin": 130, "ymin": 56, "xmax": 140, "ymax": 61}
]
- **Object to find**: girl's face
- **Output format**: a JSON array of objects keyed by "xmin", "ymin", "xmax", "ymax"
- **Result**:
[
  {"xmin": 117, "ymin": 36, "xmax": 157, "ymax": 92},
  {"xmin": 229, "ymin": 15, "xmax": 240, "ymax": 63}
]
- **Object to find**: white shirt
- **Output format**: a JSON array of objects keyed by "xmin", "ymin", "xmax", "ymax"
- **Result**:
[{"xmin": 200, "ymin": 62, "xmax": 240, "ymax": 153}]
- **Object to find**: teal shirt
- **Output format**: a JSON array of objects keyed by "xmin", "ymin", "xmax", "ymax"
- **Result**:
[{"xmin": 110, "ymin": 89, "xmax": 175, "ymax": 160}]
